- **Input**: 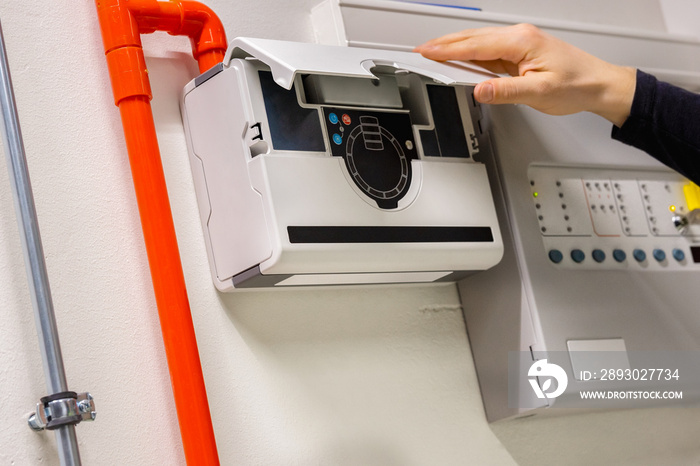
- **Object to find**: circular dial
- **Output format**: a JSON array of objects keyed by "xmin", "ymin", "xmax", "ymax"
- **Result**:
[{"xmin": 344, "ymin": 116, "xmax": 410, "ymax": 209}]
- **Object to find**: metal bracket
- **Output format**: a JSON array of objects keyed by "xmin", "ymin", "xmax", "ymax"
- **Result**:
[{"xmin": 28, "ymin": 391, "xmax": 96, "ymax": 432}]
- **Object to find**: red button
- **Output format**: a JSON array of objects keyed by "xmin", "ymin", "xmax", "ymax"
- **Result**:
[{"xmin": 342, "ymin": 114, "xmax": 351, "ymax": 125}]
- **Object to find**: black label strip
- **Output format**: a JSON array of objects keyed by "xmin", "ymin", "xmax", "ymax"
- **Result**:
[{"xmin": 288, "ymin": 226, "xmax": 493, "ymax": 244}]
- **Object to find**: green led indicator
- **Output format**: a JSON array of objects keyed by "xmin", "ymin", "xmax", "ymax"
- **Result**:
[{"xmin": 533, "ymin": 192, "xmax": 539, "ymax": 198}]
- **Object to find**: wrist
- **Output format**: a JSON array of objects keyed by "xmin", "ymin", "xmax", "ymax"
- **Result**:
[{"xmin": 594, "ymin": 65, "xmax": 637, "ymax": 127}]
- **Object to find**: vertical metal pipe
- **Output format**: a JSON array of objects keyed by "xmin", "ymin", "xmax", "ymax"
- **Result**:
[{"xmin": 0, "ymin": 20, "xmax": 81, "ymax": 466}]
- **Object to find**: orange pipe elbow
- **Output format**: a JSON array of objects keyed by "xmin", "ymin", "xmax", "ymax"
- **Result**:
[{"xmin": 94, "ymin": 0, "xmax": 226, "ymax": 464}]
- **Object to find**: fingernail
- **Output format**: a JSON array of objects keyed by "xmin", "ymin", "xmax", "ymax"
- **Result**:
[{"xmin": 478, "ymin": 82, "xmax": 494, "ymax": 103}]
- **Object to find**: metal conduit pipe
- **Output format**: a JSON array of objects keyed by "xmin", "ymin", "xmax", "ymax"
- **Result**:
[
  {"xmin": 94, "ymin": 1, "xmax": 226, "ymax": 464},
  {"xmin": 0, "ymin": 20, "xmax": 82, "ymax": 466}
]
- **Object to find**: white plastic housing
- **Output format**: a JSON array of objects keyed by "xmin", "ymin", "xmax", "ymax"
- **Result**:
[{"xmin": 181, "ymin": 38, "xmax": 503, "ymax": 290}]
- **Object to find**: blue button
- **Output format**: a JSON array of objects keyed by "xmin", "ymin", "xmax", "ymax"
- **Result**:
[
  {"xmin": 332, "ymin": 133, "xmax": 343, "ymax": 145},
  {"xmin": 570, "ymin": 249, "xmax": 585, "ymax": 263},
  {"xmin": 612, "ymin": 249, "xmax": 626, "ymax": 263},
  {"xmin": 633, "ymin": 249, "xmax": 646, "ymax": 262},
  {"xmin": 653, "ymin": 249, "xmax": 666, "ymax": 262},
  {"xmin": 672, "ymin": 248, "xmax": 685, "ymax": 262},
  {"xmin": 592, "ymin": 249, "xmax": 606, "ymax": 263},
  {"xmin": 329, "ymin": 113, "xmax": 339, "ymax": 124},
  {"xmin": 548, "ymin": 249, "xmax": 564, "ymax": 264}
]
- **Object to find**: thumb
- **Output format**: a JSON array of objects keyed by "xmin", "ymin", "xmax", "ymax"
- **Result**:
[{"xmin": 474, "ymin": 76, "xmax": 544, "ymax": 106}]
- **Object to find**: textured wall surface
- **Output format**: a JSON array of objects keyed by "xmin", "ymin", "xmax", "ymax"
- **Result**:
[{"xmin": 0, "ymin": 1, "xmax": 697, "ymax": 465}]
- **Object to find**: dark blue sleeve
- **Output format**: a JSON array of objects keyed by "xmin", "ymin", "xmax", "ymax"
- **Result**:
[{"xmin": 611, "ymin": 69, "xmax": 700, "ymax": 184}]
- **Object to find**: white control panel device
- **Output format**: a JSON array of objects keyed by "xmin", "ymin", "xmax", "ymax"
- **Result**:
[
  {"xmin": 181, "ymin": 38, "xmax": 503, "ymax": 290},
  {"xmin": 458, "ymin": 106, "xmax": 700, "ymax": 421}
]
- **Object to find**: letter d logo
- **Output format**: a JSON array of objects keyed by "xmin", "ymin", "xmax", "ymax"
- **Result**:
[{"xmin": 528, "ymin": 359, "xmax": 568, "ymax": 399}]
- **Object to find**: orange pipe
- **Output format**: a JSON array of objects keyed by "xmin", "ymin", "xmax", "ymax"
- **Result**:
[{"xmin": 94, "ymin": 1, "xmax": 226, "ymax": 464}]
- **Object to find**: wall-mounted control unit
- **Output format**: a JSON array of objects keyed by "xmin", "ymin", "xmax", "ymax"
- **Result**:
[
  {"xmin": 458, "ymin": 106, "xmax": 700, "ymax": 421},
  {"xmin": 181, "ymin": 38, "xmax": 503, "ymax": 290}
]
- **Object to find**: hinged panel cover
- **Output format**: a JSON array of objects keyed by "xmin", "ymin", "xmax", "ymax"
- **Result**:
[{"xmin": 225, "ymin": 37, "xmax": 496, "ymax": 90}]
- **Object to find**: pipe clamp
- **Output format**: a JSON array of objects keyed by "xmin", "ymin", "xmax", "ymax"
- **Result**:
[{"xmin": 28, "ymin": 391, "xmax": 96, "ymax": 431}]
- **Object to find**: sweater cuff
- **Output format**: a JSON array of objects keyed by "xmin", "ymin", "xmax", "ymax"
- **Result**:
[{"xmin": 611, "ymin": 69, "xmax": 657, "ymax": 143}]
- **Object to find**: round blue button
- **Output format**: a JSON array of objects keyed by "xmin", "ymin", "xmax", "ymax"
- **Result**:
[
  {"xmin": 332, "ymin": 133, "xmax": 343, "ymax": 145},
  {"xmin": 548, "ymin": 249, "xmax": 564, "ymax": 264},
  {"xmin": 612, "ymin": 249, "xmax": 626, "ymax": 263},
  {"xmin": 672, "ymin": 248, "xmax": 685, "ymax": 262},
  {"xmin": 592, "ymin": 249, "xmax": 606, "ymax": 263},
  {"xmin": 633, "ymin": 249, "xmax": 646, "ymax": 262},
  {"xmin": 329, "ymin": 113, "xmax": 339, "ymax": 124},
  {"xmin": 653, "ymin": 249, "xmax": 666, "ymax": 262},
  {"xmin": 570, "ymin": 249, "xmax": 585, "ymax": 263}
]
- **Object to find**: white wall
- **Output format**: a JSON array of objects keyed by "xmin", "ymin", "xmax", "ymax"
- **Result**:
[
  {"xmin": 0, "ymin": 1, "xmax": 698, "ymax": 465},
  {"xmin": 660, "ymin": 0, "xmax": 700, "ymax": 38}
]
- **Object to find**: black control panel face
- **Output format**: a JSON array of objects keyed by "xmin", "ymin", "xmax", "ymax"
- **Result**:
[
  {"xmin": 259, "ymin": 71, "xmax": 325, "ymax": 152},
  {"xmin": 323, "ymin": 107, "xmax": 417, "ymax": 209},
  {"xmin": 420, "ymin": 85, "xmax": 471, "ymax": 159}
]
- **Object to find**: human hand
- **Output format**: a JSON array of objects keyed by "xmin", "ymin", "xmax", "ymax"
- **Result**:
[{"xmin": 414, "ymin": 24, "xmax": 636, "ymax": 127}]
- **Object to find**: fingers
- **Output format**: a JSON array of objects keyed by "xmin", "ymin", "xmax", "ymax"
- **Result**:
[
  {"xmin": 474, "ymin": 81, "xmax": 495, "ymax": 103},
  {"xmin": 470, "ymin": 59, "xmax": 520, "ymax": 76},
  {"xmin": 415, "ymin": 24, "xmax": 541, "ymax": 64},
  {"xmin": 416, "ymin": 34, "xmax": 523, "ymax": 64},
  {"xmin": 474, "ymin": 75, "xmax": 550, "ymax": 107},
  {"xmin": 415, "ymin": 26, "xmax": 504, "ymax": 49},
  {"xmin": 417, "ymin": 24, "xmax": 612, "ymax": 117}
]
